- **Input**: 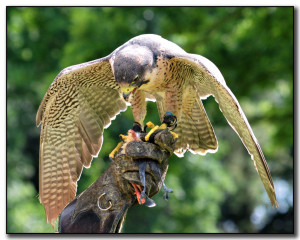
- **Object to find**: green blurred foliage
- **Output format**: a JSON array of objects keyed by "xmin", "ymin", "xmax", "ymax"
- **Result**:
[{"xmin": 7, "ymin": 7, "xmax": 293, "ymax": 233}]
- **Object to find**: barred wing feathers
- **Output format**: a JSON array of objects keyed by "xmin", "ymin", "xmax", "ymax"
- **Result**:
[
  {"xmin": 36, "ymin": 57, "xmax": 127, "ymax": 225},
  {"xmin": 171, "ymin": 54, "xmax": 277, "ymax": 208}
]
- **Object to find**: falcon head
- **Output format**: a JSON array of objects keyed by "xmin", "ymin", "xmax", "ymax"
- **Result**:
[{"xmin": 113, "ymin": 45, "xmax": 153, "ymax": 102}]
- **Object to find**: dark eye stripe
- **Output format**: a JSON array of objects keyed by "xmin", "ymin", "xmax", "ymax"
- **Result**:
[{"xmin": 139, "ymin": 80, "xmax": 149, "ymax": 86}]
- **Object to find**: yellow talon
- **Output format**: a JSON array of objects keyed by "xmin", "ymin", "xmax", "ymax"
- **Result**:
[
  {"xmin": 146, "ymin": 121, "xmax": 155, "ymax": 129},
  {"xmin": 145, "ymin": 123, "xmax": 170, "ymax": 141},
  {"xmin": 109, "ymin": 142, "xmax": 124, "ymax": 160},
  {"xmin": 145, "ymin": 125, "xmax": 160, "ymax": 141},
  {"xmin": 170, "ymin": 131, "xmax": 178, "ymax": 140},
  {"xmin": 160, "ymin": 123, "xmax": 167, "ymax": 129},
  {"xmin": 119, "ymin": 134, "xmax": 127, "ymax": 141}
]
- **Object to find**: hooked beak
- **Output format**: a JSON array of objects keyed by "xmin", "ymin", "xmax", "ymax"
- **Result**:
[
  {"xmin": 121, "ymin": 86, "xmax": 136, "ymax": 101},
  {"xmin": 123, "ymin": 92, "xmax": 130, "ymax": 101}
]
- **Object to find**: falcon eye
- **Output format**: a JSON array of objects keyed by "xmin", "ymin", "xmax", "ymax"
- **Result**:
[{"xmin": 131, "ymin": 75, "xmax": 139, "ymax": 85}]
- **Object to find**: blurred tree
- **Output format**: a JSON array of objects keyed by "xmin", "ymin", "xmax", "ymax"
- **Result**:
[{"xmin": 7, "ymin": 6, "xmax": 293, "ymax": 233}]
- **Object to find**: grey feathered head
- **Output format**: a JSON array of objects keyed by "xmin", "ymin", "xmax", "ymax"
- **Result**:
[{"xmin": 113, "ymin": 45, "xmax": 153, "ymax": 87}]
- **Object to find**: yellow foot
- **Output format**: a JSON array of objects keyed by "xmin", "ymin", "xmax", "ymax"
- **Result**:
[
  {"xmin": 170, "ymin": 131, "xmax": 178, "ymax": 140},
  {"xmin": 145, "ymin": 122, "xmax": 170, "ymax": 142},
  {"xmin": 145, "ymin": 113, "xmax": 178, "ymax": 142},
  {"xmin": 119, "ymin": 134, "xmax": 127, "ymax": 141},
  {"xmin": 145, "ymin": 121, "xmax": 156, "ymax": 129},
  {"xmin": 145, "ymin": 125, "xmax": 159, "ymax": 141},
  {"xmin": 109, "ymin": 141, "xmax": 123, "ymax": 160}
]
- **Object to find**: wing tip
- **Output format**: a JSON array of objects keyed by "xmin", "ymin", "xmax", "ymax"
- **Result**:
[
  {"xmin": 270, "ymin": 194, "xmax": 279, "ymax": 208},
  {"xmin": 268, "ymin": 186, "xmax": 278, "ymax": 208},
  {"xmin": 272, "ymin": 200, "xmax": 279, "ymax": 208}
]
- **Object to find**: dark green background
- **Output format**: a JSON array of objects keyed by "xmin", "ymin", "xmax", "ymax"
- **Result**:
[{"xmin": 7, "ymin": 7, "xmax": 293, "ymax": 233}]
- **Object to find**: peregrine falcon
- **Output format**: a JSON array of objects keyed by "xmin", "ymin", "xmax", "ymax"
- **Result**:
[{"xmin": 36, "ymin": 34, "xmax": 278, "ymax": 225}]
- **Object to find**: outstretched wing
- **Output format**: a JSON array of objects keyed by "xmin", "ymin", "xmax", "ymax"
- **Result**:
[
  {"xmin": 36, "ymin": 57, "xmax": 127, "ymax": 225},
  {"xmin": 169, "ymin": 54, "xmax": 278, "ymax": 207}
]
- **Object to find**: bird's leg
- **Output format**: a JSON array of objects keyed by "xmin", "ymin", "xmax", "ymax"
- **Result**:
[
  {"xmin": 131, "ymin": 90, "xmax": 146, "ymax": 131},
  {"xmin": 109, "ymin": 134, "xmax": 127, "ymax": 160},
  {"xmin": 162, "ymin": 84, "xmax": 182, "ymax": 139},
  {"xmin": 162, "ymin": 112, "xmax": 178, "ymax": 139},
  {"xmin": 109, "ymin": 142, "xmax": 123, "ymax": 161}
]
